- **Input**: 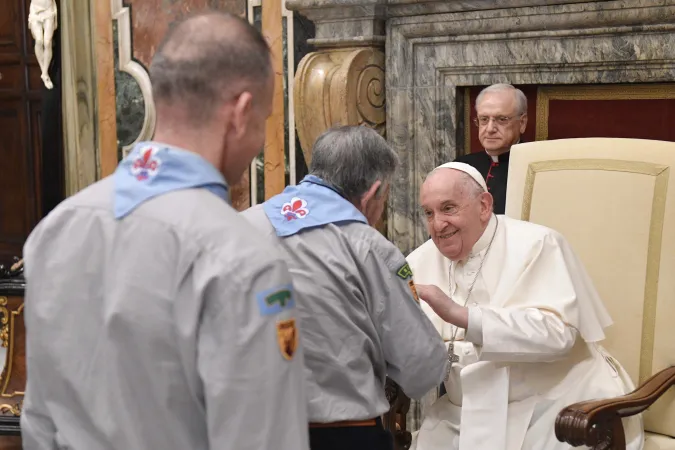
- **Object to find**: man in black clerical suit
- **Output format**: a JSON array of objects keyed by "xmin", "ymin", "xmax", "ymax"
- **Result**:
[{"xmin": 455, "ymin": 84, "xmax": 528, "ymax": 214}]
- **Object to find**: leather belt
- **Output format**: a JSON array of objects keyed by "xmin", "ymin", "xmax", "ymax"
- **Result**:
[{"xmin": 309, "ymin": 419, "xmax": 377, "ymax": 428}]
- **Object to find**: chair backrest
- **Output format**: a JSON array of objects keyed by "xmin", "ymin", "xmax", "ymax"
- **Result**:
[{"xmin": 505, "ymin": 138, "xmax": 675, "ymax": 437}]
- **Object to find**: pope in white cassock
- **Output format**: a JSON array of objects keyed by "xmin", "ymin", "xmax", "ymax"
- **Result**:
[{"xmin": 407, "ymin": 162, "xmax": 644, "ymax": 450}]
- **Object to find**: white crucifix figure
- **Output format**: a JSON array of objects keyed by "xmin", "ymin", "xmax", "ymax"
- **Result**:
[{"xmin": 28, "ymin": 0, "xmax": 58, "ymax": 90}]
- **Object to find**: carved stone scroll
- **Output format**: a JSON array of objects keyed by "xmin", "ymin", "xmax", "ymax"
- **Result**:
[{"xmin": 294, "ymin": 47, "xmax": 385, "ymax": 164}]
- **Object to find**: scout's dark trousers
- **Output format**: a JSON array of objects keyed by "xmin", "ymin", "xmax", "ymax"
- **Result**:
[{"xmin": 309, "ymin": 417, "xmax": 394, "ymax": 450}]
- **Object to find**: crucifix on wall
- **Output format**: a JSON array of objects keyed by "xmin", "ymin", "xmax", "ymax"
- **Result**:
[{"xmin": 28, "ymin": 0, "xmax": 58, "ymax": 89}]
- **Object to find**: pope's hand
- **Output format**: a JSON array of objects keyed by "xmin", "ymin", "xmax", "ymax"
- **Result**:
[
  {"xmin": 416, "ymin": 284, "xmax": 453, "ymax": 320},
  {"xmin": 416, "ymin": 284, "xmax": 469, "ymax": 329}
]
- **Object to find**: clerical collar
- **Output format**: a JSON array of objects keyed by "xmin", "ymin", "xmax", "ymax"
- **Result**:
[
  {"xmin": 485, "ymin": 150, "xmax": 511, "ymax": 164},
  {"xmin": 469, "ymin": 214, "xmax": 498, "ymax": 257},
  {"xmin": 486, "ymin": 140, "xmax": 517, "ymax": 162},
  {"xmin": 486, "ymin": 151, "xmax": 510, "ymax": 163}
]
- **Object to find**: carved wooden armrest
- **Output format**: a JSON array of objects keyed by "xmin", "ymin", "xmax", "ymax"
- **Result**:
[
  {"xmin": 555, "ymin": 366, "xmax": 675, "ymax": 449},
  {"xmin": 384, "ymin": 378, "xmax": 413, "ymax": 450},
  {"xmin": 0, "ymin": 258, "xmax": 23, "ymax": 279}
]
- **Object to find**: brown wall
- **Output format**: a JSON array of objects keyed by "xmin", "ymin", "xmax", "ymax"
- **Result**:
[{"xmin": 128, "ymin": 0, "xmax": 247, "ymax": 68}]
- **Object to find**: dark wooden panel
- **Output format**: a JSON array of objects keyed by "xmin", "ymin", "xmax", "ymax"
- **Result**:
[
  {"xmin": 0, "ymin": 2, "xmax": 58, "ymax": 446},
  {"xmin": 29, "ymin": 100, "xmax": 42, "ymax": 219},
  {"xmin": 0, "ymin": 0, "xmax": 53, "ymax": 263},
  {"xmin": 0, "ymin": 99, "xmax": 33, "ymax": 262},
  {"xmin": 0, "ymin": 64, "xmax": 22, "ymax": 93},
  {"xmin": 26, "ymin": 62, "xmax": 43, "ymax": 93},
  {"xmin": 0, "ymin": 1, "xmax": 21, "ymax": 54},
  {"xmin": 0, "ymin": 436, "xmax": 22, "ymax": 449}
]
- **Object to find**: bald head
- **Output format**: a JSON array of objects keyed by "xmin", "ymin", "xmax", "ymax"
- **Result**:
[{"xmin": 150, "ymin": 12, "xmax": 271, "ymax": 124}]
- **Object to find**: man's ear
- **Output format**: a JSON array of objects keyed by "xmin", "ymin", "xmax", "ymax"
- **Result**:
[
  {"xmin": 231, "ymin": 91, "xmax": 254, "ymax": 139},
  {"xmin": 519, "ymin": 113, "xmax": 528, "ymax": 134},
  {"xmin": 360, "ymin": 180, "xmax": 381, "ymax": 211},
  {"xmin": 480, "ymin": 192, "xmax": 494, "ymax": 218}
]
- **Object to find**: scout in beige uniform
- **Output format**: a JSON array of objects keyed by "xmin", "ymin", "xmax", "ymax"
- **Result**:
[
  {"xmin": 21, "ymin": 13, "xmax": 309, "ymax": 450},
  {"xmin": 242, "ymin": 126, "xmax": 448, "ymax": 450}
]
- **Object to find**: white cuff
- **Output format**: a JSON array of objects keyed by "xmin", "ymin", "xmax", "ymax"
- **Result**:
[{"xmin": 465, "ymin": 307, "xmax": 483, "ymax": 345}]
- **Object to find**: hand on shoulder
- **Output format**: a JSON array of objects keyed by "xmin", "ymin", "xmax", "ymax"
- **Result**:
[{"xmin": 416, "ymin": 284, "xmax": 468, "ymax": 329}]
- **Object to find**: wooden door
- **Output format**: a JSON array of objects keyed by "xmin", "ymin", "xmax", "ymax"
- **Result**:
[{"xmin": 0, "ymin": 0, "xmax": 60, "ymax": 263}]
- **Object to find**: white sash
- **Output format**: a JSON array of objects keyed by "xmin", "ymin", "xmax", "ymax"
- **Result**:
[{"xmin": 458, "ymin": 363, "xmax": 509, "ymax": 449}]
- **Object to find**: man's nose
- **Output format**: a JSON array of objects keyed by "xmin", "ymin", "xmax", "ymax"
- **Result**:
[
  {"xmin": 487, "ymin": 119, "xmax": 499, "ymax": 132},
  {"xmin": 433, "ymin": 215, "xmax": 447, "ymax": 232}
]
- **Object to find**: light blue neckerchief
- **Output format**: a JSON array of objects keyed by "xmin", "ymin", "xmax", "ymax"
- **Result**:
[
  {"xmin": 113, "ymin": 141, "xmax": 229, "ymax": 219},
  {"xmin": 262, "ymin": 175, "xmax": 367, "ymax": 237}
]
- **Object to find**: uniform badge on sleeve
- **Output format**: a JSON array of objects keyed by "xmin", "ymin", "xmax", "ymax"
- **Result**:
[
  {"xmin": 396, "ymin": 263, "xmax": 418, "ymax": 302},
  {"xmin": 408, "ymin": 280, "xmax": 420, "ymax": 303},
  {"xmin": 256, "ymin": 285, "xmax": 296, "ymax": 316},
  {"xmin": 276, "ymin": 318, "xmax": 298, "ymax": 361},
  {"xmin": 396, "ymin": 262, "xmax": 413, "ymax": 280}
]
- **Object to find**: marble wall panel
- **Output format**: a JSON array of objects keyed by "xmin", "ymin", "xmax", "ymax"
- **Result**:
[
  {"xmin": 385, "ymin": 0, "xmax": 603, "ymax": 17},
  {"xmin": 127, "ymin": 0, "xmax": 247, "ymax": 68},
  {"xmin": 386, "ymin": 0, "xmax": 675, "ymax": 256},
  {"xmin": 386, "ymin": 87, "xmax": 417, "ymax": 253}
]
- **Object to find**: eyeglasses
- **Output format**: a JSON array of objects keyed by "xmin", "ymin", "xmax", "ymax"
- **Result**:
[{"xmin": 473, "ymin": 114, "xmax": 524, "ymax": 127}]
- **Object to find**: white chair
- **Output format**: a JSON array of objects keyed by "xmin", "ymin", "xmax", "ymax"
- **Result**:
[{"xmin": 505, "ymin": 138, "xmax": 675, "ymax": 449}]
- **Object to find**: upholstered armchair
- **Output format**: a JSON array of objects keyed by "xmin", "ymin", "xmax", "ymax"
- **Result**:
[{"xmin": 506, "ymin": 138, "xmax": 675, "ymax": 449}]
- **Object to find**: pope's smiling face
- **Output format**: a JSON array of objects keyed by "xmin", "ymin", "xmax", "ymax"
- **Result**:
[{"xmin": 420, "ymin": 169, "xmax": 493, "ymax": 261}]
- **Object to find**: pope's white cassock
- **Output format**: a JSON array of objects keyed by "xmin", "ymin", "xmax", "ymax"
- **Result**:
[{"xmin": 407, "ymin": 213, "xmax": 644, "ymax": 450}]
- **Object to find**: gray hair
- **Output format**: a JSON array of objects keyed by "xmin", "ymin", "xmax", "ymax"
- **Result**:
[
  {"xmin": 460, "ymin": 173, "xmax": 487, "ymax": 199},
  {"xmin": 309, "ymin": 126, "xmax": 399, "ymax": 202},
  {"xmin": 459, "ymin": 172, "xmax": 494, "ymax": 212},
  {"xmin": 149, "ymin": 12, "xmax": 271, "ymax": 124},
  {"xmin": 476, "ymin": 84, "xmax": 528, "ymax": 115}
]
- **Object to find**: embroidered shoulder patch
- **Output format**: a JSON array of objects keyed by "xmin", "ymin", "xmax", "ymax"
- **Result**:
[
  {"xmin": 130, "ymin": 146, "xmax": 161, "ymax": 181},
  {"xmin": 280, "ymin": 197, "xmax": 309, "ymax": 221},
  {"xmin": 276, "ymin": 318, "xmax": 298, "ymax": 361},
  {"xmin": 256, "ymin": 285, "xmax": 296, "ymax": 316},
  {"xmin": 408, "ymin": 279, "xmax": 420, "ymax": 303},
  {"xmin": 396, "ymin": 262, "xmax": 413, "ymax": 280}
]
